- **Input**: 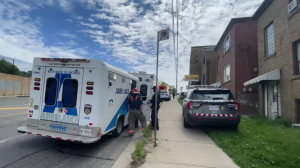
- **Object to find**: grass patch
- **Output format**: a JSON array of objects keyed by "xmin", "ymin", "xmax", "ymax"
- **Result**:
[
  {"xmin": 177, "ymin": 98, "xmax": 183, "ymax": 105},
  {"xmin": 203, "ymin": 116, "xmax": 300, "ymax": 168},
  {"xmin": 131, "ymin": 124, "xmax": 152, "ymax": 167}
]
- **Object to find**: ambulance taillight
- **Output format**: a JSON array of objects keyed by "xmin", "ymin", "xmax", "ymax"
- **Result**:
[{"xmin": 86, "ymin": 86, "xmax": 93, "ymax": 90}]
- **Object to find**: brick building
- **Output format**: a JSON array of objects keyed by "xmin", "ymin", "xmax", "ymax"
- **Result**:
[
  {"xmin": 245, "ymin": 0, "xmax": 300, "ymax": 123},
  {"xmin": 215, "ymin": 17, "xmax": 259, "ymax": 114},
  {"xmin": 189, "ymin": 46, "xmax": 216, "ymax": 85},
  {"xmin": 200, "ymin": 46, "xmax": 217, "ymax": 85}
]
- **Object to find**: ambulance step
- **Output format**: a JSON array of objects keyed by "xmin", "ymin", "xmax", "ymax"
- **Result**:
[{"xmin": 17, "ymin": 126, "xmax": 100, "ymax": 144}]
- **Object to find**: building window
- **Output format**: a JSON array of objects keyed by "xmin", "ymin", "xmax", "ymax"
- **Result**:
[
  {"xmin": 224, "ymin": 64, "xmax": 230, "ymax": 82},
  {"xmin": 224, "ymin": 35, "xmax": 230, "ymax": 53},
  {"xmin": 265, "ymin": 23, "xmax": 275, "ymax": 57},
  {"xmin": 217, "ymin": 57, "xmax": 220, "ymax": 73},
  {"xmin": 138, "ymin": 77, "xmax": 142, "ymax": 81},
  {"xmin": 294, "ymin": 40, "xmax": 300, "ymax": 75}
]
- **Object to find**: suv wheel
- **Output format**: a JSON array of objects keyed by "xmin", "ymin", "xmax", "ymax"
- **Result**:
[{"xmin": 183, "ymin": 118, "xmax": 191, "ymax": 128}]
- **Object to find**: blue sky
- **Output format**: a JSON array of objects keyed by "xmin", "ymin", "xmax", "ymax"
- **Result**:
[{"xmin": 0, "ymin": 0, "xmax": 263, "ymax": 90}]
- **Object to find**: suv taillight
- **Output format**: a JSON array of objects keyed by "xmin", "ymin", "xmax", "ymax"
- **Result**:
[
  {"xmin": 187, "ymin": 101, "xmax": 193, "ymax": 109},
  {"xmin": 235, "ymin": 102, "xmax": 240, "ymax": 111}
]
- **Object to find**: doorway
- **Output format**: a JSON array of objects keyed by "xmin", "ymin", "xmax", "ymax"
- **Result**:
[{"xmin": 265, "ymin": 81, "xmax": 279, "ymax": 119}]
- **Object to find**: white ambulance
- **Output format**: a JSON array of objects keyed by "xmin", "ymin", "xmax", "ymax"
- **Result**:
[
  {"xmin": 17, "ymin": 57, "xmax": 148, "ymax": 143},
  {"xmin": 129, "ymin": 71, "xmax": 156, "ymax": 121}
]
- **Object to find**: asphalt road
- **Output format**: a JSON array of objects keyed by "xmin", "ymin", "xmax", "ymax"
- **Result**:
[{"xmin": 0, "ymin": 97, "xmax": 133, "ymax": 168}]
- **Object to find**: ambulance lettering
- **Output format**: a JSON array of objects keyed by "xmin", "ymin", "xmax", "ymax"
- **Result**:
[{"xmin": 115, "ymin": 88, "xmax": 130, "ymax": 94}]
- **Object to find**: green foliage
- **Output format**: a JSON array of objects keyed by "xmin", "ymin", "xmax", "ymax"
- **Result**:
[
  {"xmin": 0, "ymin": 59, "xmax": 32, "ymax": 77},
  {"xmin": 203, "ymin": 117, "xmax": 300, "ymax": 168},
  {"xmin": 160, "ymin": 81, "xmax": 168, "ymax": 86},
  {"xmin": 131, "ymin": 124, "xmax": 153, "ymax": 163},
  {"xmin": 132, "ymin": 141, "xmax": 147, "ymax": 162},
  {"xmin": 177, "ymin": 98, "xmax": 183, "ymax": 105}
]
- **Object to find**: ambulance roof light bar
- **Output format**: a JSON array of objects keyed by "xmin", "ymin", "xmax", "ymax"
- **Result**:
[
  {"xmin": 40, "ymin": 58, "xmax": 90, "ymax": 63},
  {"xmin": 188, "ymin": 85, "xmax": 222, "ymax": 89}
]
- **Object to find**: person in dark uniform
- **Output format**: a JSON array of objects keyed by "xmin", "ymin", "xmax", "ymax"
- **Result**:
[
  {"xmin": 172, "ymin": 89, "xmax": 176, "ymax": 99},
  {"xmin": 151, "ymin": 86, "xmax": 161, "ymax": 130},
  {"xmin": 128, "ymin": 88, "xmax": 147, "ymax": 136}
]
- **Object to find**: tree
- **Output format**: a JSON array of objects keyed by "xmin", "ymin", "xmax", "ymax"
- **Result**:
[
  {"xmin": 0, "ymin": 58, "xmax": 32, "ymax": 77},
  {"xmin": 160, "ymin": 81, "xmax": 168, "ymax": 86},
  {"xmin": 0, "ymin": 59, "xmax": 20, "ymax": 74}
]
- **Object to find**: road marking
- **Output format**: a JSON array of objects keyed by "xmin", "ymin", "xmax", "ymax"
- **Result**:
[
  {"xmin": 0, "ymin": 107, "xmax": 28, "ymax": 110},
  {"xmin": 0, "ymin": 112, "xmax": 28, "ymax": 118},
  {"xmin": 0, "ymin": 134, "xmax": 27, "ymax": 143},
  {"xmin": 0, "ymin": 104, "xmax": 28, "ymax": 108}
]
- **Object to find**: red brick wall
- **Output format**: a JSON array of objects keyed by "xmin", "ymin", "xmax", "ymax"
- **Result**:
[{"xmin": 216, "ymin": 20, "xmax": 258, "ymax": 114}]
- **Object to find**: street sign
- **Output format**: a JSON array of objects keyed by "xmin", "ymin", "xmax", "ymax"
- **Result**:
[
  {"xmin": 158, "ymin": 29, "xmax": 169, "ymax": 41},
  {"xmin": 154, "ymin": 29, "xmax": 170, "ymax": 147},
  {"xmin": 184, "ymin": 75, "xmax": 199, "ymax": 81}
]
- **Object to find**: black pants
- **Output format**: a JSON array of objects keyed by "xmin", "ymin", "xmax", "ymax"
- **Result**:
[{"xmin": 151, "ymin": 107, "xmax": 159, "ymax": 130}]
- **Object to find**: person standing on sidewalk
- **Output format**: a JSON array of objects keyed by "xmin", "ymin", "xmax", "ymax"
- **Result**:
[
  {"xmin": 128, "ymin": 88, "xmax": 147, "ymax": 136},
  {"xmin": 151, "ymin": 86, "xmax": 161, "ymax": 130},
  {"xmin": 172, "ymin": 89, "xmax": 176, "ymax": 99}
]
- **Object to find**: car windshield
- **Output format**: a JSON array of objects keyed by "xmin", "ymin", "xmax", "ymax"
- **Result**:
[
  {"xmin": 160, "ymin": 91, "xmax": 167, "ymax": 93},
  {"xmin": 190, "ymin": 90, "xmax": 234, "ymax": 100}
]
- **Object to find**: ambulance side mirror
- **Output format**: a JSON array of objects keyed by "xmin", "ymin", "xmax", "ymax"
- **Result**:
[{"xmin": 109, "ymin": 80, "xmax": 112, "ymax": 87}]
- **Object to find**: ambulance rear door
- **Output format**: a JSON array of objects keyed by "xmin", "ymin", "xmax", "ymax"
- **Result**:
[{"xmin": 39, "ymin": 67, "xmax": 84, "ymax": 129}]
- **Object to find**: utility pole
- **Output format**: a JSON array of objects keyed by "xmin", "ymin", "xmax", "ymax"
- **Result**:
[{"xmin": 176, "ymin": 0, "xmax": 179, "ymax": 94}]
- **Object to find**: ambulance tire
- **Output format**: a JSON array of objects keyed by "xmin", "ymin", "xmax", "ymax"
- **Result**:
[{"xmin": 112, "ymin": 117, "xmax": 124, "ymax": 137}]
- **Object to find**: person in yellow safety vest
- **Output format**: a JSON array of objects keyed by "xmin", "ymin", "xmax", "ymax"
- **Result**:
[{"xmin": 128, "ymin": 88, "xmax": 147, "ymax": 136}]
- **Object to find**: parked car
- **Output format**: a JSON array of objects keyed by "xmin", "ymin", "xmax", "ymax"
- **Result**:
[
  {"xmin": 182, "ymin": 86, "xmax": 240, "ymax": 129},
  {"xmin": 160, "ymin": 90, "xmax": 171, "ymax": 101}
]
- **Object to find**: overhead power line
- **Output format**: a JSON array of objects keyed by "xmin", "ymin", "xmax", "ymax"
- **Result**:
[{"xmin": 178, "ymin": 33, "xmax": 196, "ymax": 46}]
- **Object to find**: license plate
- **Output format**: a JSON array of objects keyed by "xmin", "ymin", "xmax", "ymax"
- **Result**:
[
  {"xmin": 209, "ymin": 105, "xmax": 219, "ymax": 110},
  {"xmin": 80, "ymin": 128, "xmax": 92, "ymax": 136}
]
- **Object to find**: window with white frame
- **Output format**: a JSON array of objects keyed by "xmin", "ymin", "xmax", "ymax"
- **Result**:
[
  {"xmin": 224, "ymin": 35, "xmax": 230, "ymax": 53},
  {"xmin": 265, "ymin": 23, "xmax": 275, "ymax": 57},
  {"xmin": 224, "ymin": 64, "xmax": 230, "ymax": 82}
]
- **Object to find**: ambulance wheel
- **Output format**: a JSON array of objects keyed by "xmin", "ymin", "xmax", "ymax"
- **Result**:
[{"xmin": 112, "ymin": 117, "xmax": 123, "ymax": 137}]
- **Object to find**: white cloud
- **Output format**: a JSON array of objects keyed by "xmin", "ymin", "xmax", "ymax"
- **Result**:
[
  {"xmin": 80, "ymin": 21, "xmax": 103, "ymax": 29},
  {"xmin": 67, "ymin": 19, "xmax": 73, "ymax": 22},
  {"xmin": 76, "ymin": 16, "xmax": 84, "ymax": 20},
  {"xmin": 0, "ymin": 0, "xmax": 263, "ymax": 91},
  {"xmin": 59, "ymin": 32, "xmax": 77, "ymax": 39},
  {"xmin": 88, "ymin": 18, "xmax": 94, "ymax": 22},
  {"xmin": 0, "ymin": 0, "xmax": 89, "ymax": 64}
]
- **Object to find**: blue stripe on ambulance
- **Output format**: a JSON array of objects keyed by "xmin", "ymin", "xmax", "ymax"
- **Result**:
[
  {"xmin": 104, "ymin": 96, "xmax": 129, "ymax": 132},
  {"xmin": 43, "ymin": 73, "xmax": 78, "ymax": 116}
]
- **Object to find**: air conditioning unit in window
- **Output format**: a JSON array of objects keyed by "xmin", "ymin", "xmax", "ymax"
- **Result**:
[{"xmin": 288, "ymin": 0, "xmax": 298, "ymax": 13}]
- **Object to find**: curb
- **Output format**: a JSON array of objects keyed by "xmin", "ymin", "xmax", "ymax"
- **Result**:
[
  {"xmin": 0, "ymin": 95, "xmax": 29, "ymax": 98},
  {"xmin": 112, "ymin": 127, "xmax": 143, "ymax": 168}
]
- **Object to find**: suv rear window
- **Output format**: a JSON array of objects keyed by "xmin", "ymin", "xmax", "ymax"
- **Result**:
[
  {"xmin": 62, "ymin": 79, "xmax": 78, "ymax": 108},
  {"xmin": 190, "ymin": 90, "xmax": 234, "ymax": 100},
  {"xmin": 45, "ymin": 78, "xmax": 57, "ymax": 105}
]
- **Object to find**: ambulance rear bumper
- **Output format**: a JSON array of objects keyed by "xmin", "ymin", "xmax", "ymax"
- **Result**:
[{"xmin": 17, "ymin": 126, "xmax": 101, "ymax": 144}]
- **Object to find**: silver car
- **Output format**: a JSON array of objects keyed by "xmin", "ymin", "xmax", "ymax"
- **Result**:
[{"xmin": 182, "ymin": 86, "xmax": 240, "ymax": 129}]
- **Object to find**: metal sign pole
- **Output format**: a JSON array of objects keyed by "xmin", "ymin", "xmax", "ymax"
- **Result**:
[{"xmin": 154, "ymin": 31, "xmax": 159, "ymax": 147}]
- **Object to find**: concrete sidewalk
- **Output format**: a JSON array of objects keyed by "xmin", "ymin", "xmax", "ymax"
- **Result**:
[{"xmin": 141, "ymin": 99, "xmax": 239, "ymax": 168}]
